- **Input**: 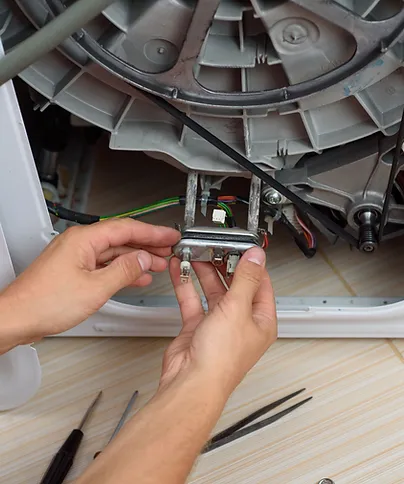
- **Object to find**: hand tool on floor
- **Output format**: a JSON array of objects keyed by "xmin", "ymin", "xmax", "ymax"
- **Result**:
[
  {"xmin": 94, "ymin": 390, "xmax": 139, "ymax": 458},
  {"xmin": 39, "ymin": 391, "xmax": 102, "ymax": 484},
  {"xmin": 202, "ymin": 388, "xmax": 312, "ymax": 454}
]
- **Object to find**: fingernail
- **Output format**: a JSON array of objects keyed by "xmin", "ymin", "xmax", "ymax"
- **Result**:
[
  {"xmin": 246, "ymin": 247, "xmax": 266, "ymax": 266},
  {"xmin": 137, "ymin": 251, "xmax": 152, "ymax": 272}
]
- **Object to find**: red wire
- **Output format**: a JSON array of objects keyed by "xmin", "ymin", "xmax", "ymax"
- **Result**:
[
  {"xmin": 218, "ymin": 196, "xmax": 237, "ymax": 203},
  {"xmin": 262, "ymin": 232, "xmax": 269, "ymax": 249}
]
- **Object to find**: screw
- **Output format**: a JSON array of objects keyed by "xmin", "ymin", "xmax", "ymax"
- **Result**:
[
  {"xmin": 265, "ymin": 190, "xmax": 283, "ymax": 205},
  {"xmin": 283, "ymin": 24, "xmax": 308, "ymax": 45},
  {"xmin": 318, "ymin": 479, "xmax": 335, "ymax": 484}
]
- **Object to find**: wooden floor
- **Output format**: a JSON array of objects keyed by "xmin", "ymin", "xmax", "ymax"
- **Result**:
[{"xmin": 2, "ymin": 142, "xmax": 404, "ymax": 483}]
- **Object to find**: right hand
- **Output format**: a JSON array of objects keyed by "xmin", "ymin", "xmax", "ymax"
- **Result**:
[{"xmin": 161, "ymin": 247, "xmax": 277, "ymax": 394}]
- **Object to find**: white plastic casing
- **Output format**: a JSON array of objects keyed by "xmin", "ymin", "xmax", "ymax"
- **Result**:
[{"xmin": 0, "ymin": 224, "xmax": 41, "ymax": 410}]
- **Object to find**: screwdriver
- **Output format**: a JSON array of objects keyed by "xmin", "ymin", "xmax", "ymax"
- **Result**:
[
  {"xmin": 94, "ymin": 390, "xmax": 139, "ymax": 458},
  {"xmin": 40, "ymin": 391, "xmax": 102, "ymax": 484}
]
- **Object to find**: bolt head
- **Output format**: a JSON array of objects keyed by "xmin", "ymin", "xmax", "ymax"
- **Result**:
[
  {"xmin": 359, "ymin": 238, "xmax": 377, "ymax": 253},
  {"xmin": 267, "ymin": 192, "xmax": 282, "ymax": 205},
  {"xmin": 362, "ymin": 243, "xmax": 376, "ymax": 253}
]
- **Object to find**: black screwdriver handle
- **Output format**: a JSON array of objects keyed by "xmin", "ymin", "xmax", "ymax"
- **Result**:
[{"xmin": 39, "ymin": 429, "xmax": 84, "ymax": 484}]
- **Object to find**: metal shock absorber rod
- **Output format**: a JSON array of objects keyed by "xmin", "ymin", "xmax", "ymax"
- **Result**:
[
  {"xmin": 248, "ymin": 175, "xmax": 261, "ymax": 234},
  {"xmin": 184, "ymin": 171, "xmax": 198, "ymax": 230}
]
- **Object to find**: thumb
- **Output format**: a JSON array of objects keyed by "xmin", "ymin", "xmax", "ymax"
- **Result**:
[
  {"xmin": 229, "ymin": 247, "xmax": 266, "ymax": 305},
  {"xmin": 96, "ymin": 250, "xmax": 152, "ymax": 295}
]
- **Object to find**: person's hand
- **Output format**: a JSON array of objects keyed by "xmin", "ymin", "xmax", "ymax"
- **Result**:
[
  {"xmin": 160, "ymin": 247, "xmax": 277, "ymax": 396},
  {"xmin": 0, "ymin": 219, "xmax": 180, "ymax": 344}
]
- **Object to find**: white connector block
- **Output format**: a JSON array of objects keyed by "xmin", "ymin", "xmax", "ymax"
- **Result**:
[{"xmin": 212, "ymin": 209, "xmax": 226, "ymax": 224}]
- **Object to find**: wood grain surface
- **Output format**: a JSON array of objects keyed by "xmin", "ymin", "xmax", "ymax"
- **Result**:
[{"xmin": 1, "ymin": 141, "xmax": 404, "ymax": 483}]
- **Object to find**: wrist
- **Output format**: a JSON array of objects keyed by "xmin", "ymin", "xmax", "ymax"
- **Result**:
[
  {"xmin": 0, "ymin": 289, "xmax": 40, "ymax": 353},
  {"xmin": 158, "ymin": 364, "xmax": 232, "ymax": 406}
]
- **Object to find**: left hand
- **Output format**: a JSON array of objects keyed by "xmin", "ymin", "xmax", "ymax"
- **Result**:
[{"xmin": 0, "ymin": 219, "xmax": 180, "ymax": 344}]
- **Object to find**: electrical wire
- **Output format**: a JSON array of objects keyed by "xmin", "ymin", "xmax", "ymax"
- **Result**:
[
  {"xmin": 46, "ymin": 196, "xmax": 236, "ymax": 226},
  {"xmin": 46, "ymin": 199, "xmax": 99, "ymax": 225},
  {"xmin": 262, "ymin": 231, "xmax": 269, "ymax": 249},
  {"xmin": 296, "ymin": 213, "xmax": 316, "ymax": 249},
  {"xmin": 100, "ymin": 197, "xmax": 181, "ymax": 220},
  {"xmin": 0, "ymin": 0, "xmax": 116, "ymax": 86},
  {"xmin": 217, "ymin": 201, "xmax": 233, "ymax": 218},
  {"xmin": 140, "ymin": 90, "xmax": 359, "ymax": 248},
  {"xmin": 378, "ymin": 110, "xmax": 404, "ymax": 242},
  {"xmin": 280, "ymin": 212, "xmax": 317, "ymax": 258},
  {"xmin": 48, "ymin": 192, "xmax": 314, "ymax": 255}
]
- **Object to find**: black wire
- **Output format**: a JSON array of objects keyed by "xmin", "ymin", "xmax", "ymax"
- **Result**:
[
  {"xmin": 378, "ymin": 110, "xmax": 404, "ymax": 243},
  {"xmin": 46, "ymin": 200, "xmax": 100, "ymax": 224},
  {"xmin": 140, "ymin": 90, "xmax": 359, "ymax": 248}
]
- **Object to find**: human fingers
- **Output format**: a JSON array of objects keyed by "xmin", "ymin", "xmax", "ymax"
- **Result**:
[
  {"xmin": 115, "ymin": 244, "xmax": 174, "ymax": 257},
  {"xmin": 228, "ymin": 247, "xmax": 266, "ymax": 307},
  {"xmin": 133, "ymin": 246, "xmax": 174, "ymax": 257},
  {"xmin": 192, "ymin": 262, "xmax": 227, "ymax": 309},
  {"xmin": 78, "ymin": 219, "xmax": 180, "ymax": 255},
  {"xmin": 169, "ymin": 257, "xmax": 204, "ymax": 331},
  {"xmin": 97, "ymin": 246, "xmax": 136, "ymax": 264},
  {"xmin": 94, "ymin": 250, "xmax": 154, "ymax": 296},
  {"xmin": 132, "ymin": 273, "xmax": 153, "ymax": 287},
  {"xmin": 98, "ymin": 247, "xmax": 168, "ymax": 272},
  {"xmin": 252, "ymin": 271, "xmax": 277, "ymax": 337}
]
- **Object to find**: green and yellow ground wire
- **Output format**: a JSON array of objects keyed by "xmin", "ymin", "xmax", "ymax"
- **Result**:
[{"xmin": 46, "ymin": 196, "xmax": 235, "ymax": 226}]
